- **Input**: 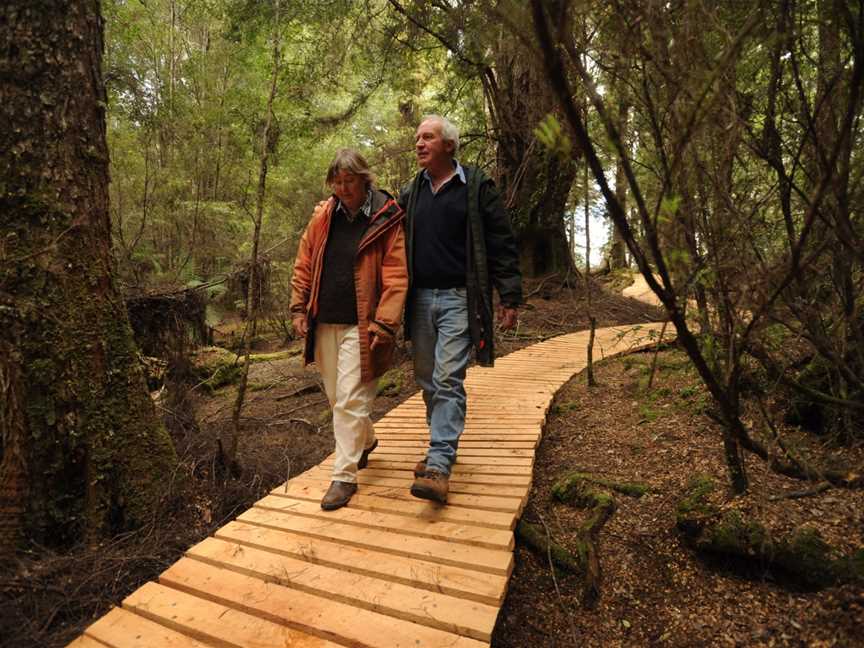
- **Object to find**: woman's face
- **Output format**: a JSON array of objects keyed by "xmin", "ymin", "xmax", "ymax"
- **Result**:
[{"xmin": 330, "ymin": 170, "xmax": 366, "ymax": 212}]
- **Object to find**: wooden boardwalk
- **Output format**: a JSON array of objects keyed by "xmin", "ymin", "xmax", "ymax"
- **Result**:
[{"xmin": 71, "ymin": 322, "xmax": 665, "ymax": 648}]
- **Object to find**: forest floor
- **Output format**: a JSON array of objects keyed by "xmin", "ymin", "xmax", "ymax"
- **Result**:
[
  {"xmin": 492, "ymin": 346, "xmax": 864, "ymax": 648},
  {"xmin": 2, "ymin": 271, "xmax": 862, "ymax": 647}
]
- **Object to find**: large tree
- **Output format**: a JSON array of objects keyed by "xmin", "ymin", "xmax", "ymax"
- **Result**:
[
  {"xmin": 0, "ymin": 0, "xmax": 177, "ymax": 553},
  {"xmin": 387, "ymin": 0, "xmax": 578, "ymax": 277}
]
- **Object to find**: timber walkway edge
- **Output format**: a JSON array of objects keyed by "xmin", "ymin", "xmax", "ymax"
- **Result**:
[{"xmin": 70, "ymin": 321, "xmax": 666, "ymax": 648}]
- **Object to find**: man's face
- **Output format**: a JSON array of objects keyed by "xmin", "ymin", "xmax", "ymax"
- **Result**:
[{"xmin": 415, "ymin": 119, "xmax": 453, "ymax": 169}]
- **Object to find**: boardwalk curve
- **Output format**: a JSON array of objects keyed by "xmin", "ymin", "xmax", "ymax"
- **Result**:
[{"xmin": 71, "ymin": 320, "xmax": 665, "ymax": 648}]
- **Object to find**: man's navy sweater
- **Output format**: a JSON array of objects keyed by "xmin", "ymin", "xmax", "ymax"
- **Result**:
[{"xmin": 412, "ymin": 177, "xmax": 467, "ymax": 289}]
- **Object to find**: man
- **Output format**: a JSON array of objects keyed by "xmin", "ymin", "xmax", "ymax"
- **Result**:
[{"xmin": 400, "ymin": 115, "xmax": 522, "ymax": 504}]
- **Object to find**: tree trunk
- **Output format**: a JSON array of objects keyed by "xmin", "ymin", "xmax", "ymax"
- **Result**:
[
  {"xmin": 0, "ymin": 0, "xmax": 177, "ymax": 551},
  {"xmin": 607, "ymin": 80, "xmax": 630, "ymax": 271},
  {"xmin": 490, "ymin": 33, "xmax": 577, "ymax": 277},
  {"xmin": 227, "ymin": 0, "xmax": 282, "ymax": 470}
]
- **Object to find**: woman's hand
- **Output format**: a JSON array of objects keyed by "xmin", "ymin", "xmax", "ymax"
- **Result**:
[
  {"xmin": 368, "ymin": 322, "xmax": 393, "ymax": 351},
  {"xmin": 292, "ymin": 316, "xmax": 308, "ymax": 337}
]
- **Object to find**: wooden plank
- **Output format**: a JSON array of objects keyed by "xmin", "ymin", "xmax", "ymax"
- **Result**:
[
  {"xmin": 348, "ymin": 466, "xmax": 532, "ymax": 487},
  {"xmin": 254, "ymin": 494, "xmax": 514, "ymax": 550},
  {"xmin": 375, "ymin": 419, "xmax": 544, "ymax": 426},
  {"xmin": 123, "ymin": 581, "xmax": 339, "ymax": 647},
  {"xmin": 384, "ymin": 413, "xmax": 546, "ymax": 420},
  {"xmin": 215, "ymin": 520, "xmax": 508, "ymax": 605},
  {"xmin": 166, "ymin": 551, "xmax": 494, "ymax": 644},
  {"xmin": 374, "ymin": 445, "xmax": 534, "ymax": 458},
  {"xmin": 374, "ymin": 425, "xmax": 542, "ymax": 434},
  {"xmin": 67, "ymin": 635, "xmax": 109, "ymax": 648},
  {"xmin": 286, "ymin": 475, "xmax": 523, "ymax": 512},
  {"xmin": 236, "ymin": 505, "xmax": 514, "ymax": 575},
  {"xmin": 294, "ymin": 471, "xmax": 527, "ymax": 501},
  {"xmin": 272, "ymin": 480, "xmax": 515, "ymax": 529},
  {"xmin": 374, "ymin": 430, "xmax": 540, "ymax": 438},
  {"xmin": 81, "ymin": 607, "xmax": 209, "ymax": 648},
  {"xmin": 341, "ymin": 459, "xmax": 533, "ymax": 475},
  {"xmin": 354, "ymin": 451, "xmax": 533, "ymax": 465},
  {"xmin": 376, "ymin": 439, "xmax": 536, "ymax": 449}
]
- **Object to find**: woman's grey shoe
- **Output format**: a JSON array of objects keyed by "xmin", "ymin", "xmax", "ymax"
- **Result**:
[{"xmin": 321, "ymin": 480, "xmax": 357, "ymax": 510}]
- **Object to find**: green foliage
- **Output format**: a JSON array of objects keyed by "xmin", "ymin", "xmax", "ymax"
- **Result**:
[
  {"xmin": 550, "ymin": 400, "xmax": 579, "ymax": 415},
  {"xmin": 534, "ymin": 114, "xmax": 572, "ymax": 159}
]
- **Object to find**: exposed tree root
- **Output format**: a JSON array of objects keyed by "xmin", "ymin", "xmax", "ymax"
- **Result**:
[
  {"xmin": 552, "ymin": 471, "xmax": 650, "ymax": 499},
  {"xmin": 516, "ymin": 520, "xmax": 583, "ymax": 574},
  {"xmin": 676, "ymin": 476, "xmax": 864, "ymax": 588},
  {"xmin": 520, "ymin": 473, "xmax": 629, "ymax": 608}
]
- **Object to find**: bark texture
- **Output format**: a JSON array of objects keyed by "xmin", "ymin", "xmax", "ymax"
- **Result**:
[
  {"xmin": 490, "ymin": 32, "xmax": 577, "ymax": 277},
  {"xmin": 0, "ymin": 1, "xmax": 176, "ymax": 550}
]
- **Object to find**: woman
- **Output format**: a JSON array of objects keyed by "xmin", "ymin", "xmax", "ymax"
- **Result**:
[{"xmin": 290, "ymin": 149, "xmax": 408, "ymax": 510}]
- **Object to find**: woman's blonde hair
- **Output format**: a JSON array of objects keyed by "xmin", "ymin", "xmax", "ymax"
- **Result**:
[{"xmin": 325, "ymin": 148, "xmax": 376, "ymax": 188}]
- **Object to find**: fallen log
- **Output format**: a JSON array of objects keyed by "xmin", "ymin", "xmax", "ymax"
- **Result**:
[
  {"xmin": 676, "ymin": 475, "xmax": 864, "ymax": 588},
  {"xmin": 552, "ymin": 471, "xmax": 650, "ymax": 500}
]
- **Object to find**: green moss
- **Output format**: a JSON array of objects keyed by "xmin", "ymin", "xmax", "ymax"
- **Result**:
[
  {"xmin": 8, "ymin": 213, "xmax": 177, "ymax": 547},
  {"xmin": 516, "ymin": 520, "xmax": 583, "ymax": 573},
  {"xmin": 248, "ymin": 349, "xmax": 301, "ymax": 362},
  {"xmin": 639, "ymin": 404, "xmax": 659, "ymax": 422},
  {"xmin": 553, "ymin": 471, "xmax": 650, "ymax": 501},
  {"xmin": 550, "ymin": 400, "xmax": 579, "ymax": 415},
  {"xmin": 676, "ymin": 475, "xmax": 718, "ymax": 532},
  {"xmin": 700, "ymin": 511, "xmax": 770, "ymax": 557},
  {"xmin": 316, "ymin": 407, "xmax": 333, "ymax": 426},
  {"xmin": 842, "ymin": 548, "xmax": 864, "ymax": 581},
  {"xmin": 377, "ymin": 367, "xmax": 405, "ymax": 397},
  {"xmin": 776, "ymin": 527, "xmax": 837, "ymax": 587}
]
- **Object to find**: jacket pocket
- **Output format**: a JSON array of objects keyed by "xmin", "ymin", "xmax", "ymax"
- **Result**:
[{"xmin": 369, "ymin": 334, "xmax": 396, "ymax": 378}]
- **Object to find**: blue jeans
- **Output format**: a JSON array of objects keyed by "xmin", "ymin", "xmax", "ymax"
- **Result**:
[{"xmin": 411, "ymin": 287, "xmax": 472, "ymax": 475}]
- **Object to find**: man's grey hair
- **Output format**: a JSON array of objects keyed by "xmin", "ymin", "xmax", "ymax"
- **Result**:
[{"xmin": 421, "ymin": 114, "xmax": 460, "ymax": 155}]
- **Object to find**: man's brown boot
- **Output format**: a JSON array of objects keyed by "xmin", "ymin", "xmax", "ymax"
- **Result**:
[
  {"xmin": 410, "ymin": 469, "xmax": 449, "ymax": 504},
  {"xmin": 321, "ymin": 481, "xmax": 357, "ymax": 510},
  {"xmin": 413, "ymin": 459, "xmax": 426, "ymax": 477},
  {"xmin": 358, "ymin": 439, "xmax": 378, "ymax": 470}
]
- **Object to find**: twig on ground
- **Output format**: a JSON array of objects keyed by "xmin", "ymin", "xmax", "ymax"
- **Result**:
[
  {"xmin": 272, "ymin": 397, "xmax": 328, "ymax": 418},
  {"xmin": 768, "ymin": 482, "xmax": 831, "ymax": 501},
  {"xmin": 537, "ymin": 513, "xmax": 580, "ymax": 647},
  {"xmin": 275, "ymin": 382, "xmax": 321, "ymax": 401}
]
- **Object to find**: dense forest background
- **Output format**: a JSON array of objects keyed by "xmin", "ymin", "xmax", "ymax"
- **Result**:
[
  {"xmin": 1, "ymin": 0, "xmax": 863, "ymax": 645},
  {"xmin": 102, "ymin": 0, "xmax": 864, "ymax": 492}
]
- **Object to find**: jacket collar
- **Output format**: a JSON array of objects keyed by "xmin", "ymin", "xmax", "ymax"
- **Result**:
[{"xmin": 333, "ymin": 189, "xmax": 373, "ymax": 220}]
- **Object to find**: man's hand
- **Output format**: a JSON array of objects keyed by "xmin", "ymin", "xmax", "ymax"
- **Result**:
[
  {"xmin": 370, "ymin": 332, "xmax": 381, "ymax": 350},
  {"xmin": 497, "ymin": 305, "xmax": 518, "ymax": 331},
  {"xmin": 292, "ymin": 316, "xmax": 308, "ymax": 337}
]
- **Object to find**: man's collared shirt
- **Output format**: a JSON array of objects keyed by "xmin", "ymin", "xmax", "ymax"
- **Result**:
[{"xmin": 422, "ymin": 160, "xmax": 466, "ymax": 195}]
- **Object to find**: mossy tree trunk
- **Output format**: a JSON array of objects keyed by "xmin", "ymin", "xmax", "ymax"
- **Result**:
[
  {"xmin": 0, "ymin": 0, "xmax": 177, "ymax": 553},
  {"xmin": 489, "ymin": 27, "xmax": 577, "ymax": 278}
]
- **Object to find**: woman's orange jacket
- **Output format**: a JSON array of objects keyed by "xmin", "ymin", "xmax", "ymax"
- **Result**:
[{"xmin": 289, "ymin": 189, "xmax": 408, "ymax": 382}]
